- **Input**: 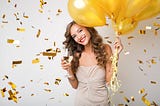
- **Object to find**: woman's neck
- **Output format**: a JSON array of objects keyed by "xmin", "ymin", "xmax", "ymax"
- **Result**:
[{"xmin": 84, "ymin": 41, "xmax": 93, "ymax": 53}]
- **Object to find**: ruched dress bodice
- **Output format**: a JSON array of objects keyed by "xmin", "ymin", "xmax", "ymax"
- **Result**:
[{"xmin": 75, "ymin": 65, "xmax": 110, "ymax": 106}]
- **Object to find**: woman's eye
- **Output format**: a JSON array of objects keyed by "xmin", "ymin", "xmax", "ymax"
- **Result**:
[
  {"xmin": 79, "ymin": 29, "xmax": 82, "ymax": 32},
  {"xmin": 72, "ymin": 35, "xmax": 76, "ymax": 39}
]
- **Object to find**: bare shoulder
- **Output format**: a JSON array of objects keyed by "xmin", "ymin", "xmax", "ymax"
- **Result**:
[{"xmin": 103, "ymin": 44, "xmax": 112, "ymax": 56}]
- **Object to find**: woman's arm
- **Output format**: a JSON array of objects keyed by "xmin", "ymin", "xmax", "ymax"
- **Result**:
[
  {"xmin": 104, "ymin": 44, "xmax": 113, "ymax": 85},
  {"xmin": 61, "ymin": 58, "xmax": 78, "ymax": 89}
]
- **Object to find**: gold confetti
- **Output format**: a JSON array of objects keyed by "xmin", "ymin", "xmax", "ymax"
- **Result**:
[
  {"xmin": 44, "ymin": 89, "xmax": 51, "ymax": 92},
  {"xmin": 63, "ymin": 93, "xmax": 69, "ymax": 96},
  {"xmin": 8, "ymin": 90, "xmax": 18, "ymax": 103},
  {"xmin": 32, "ymin": 58, "xmax": 40, "ymax": 64},
  {"xmin": 124, "ymin": 96, "xmax": 130, "ymax": 103},
  {"xmin": 118, "ymin": 104, "xmax": 124, "ymax": 106},
  {"xmin": 138, "ymin": 59, "xmax": 143, "ymax": 64},
  {"xmin": 139, "ymin": 30, "xmax": 146, "ymax": 34},
  {"xmin": 56, "ymin": 9, "xmax": 62, "ymax": 15},
  {"xmin": 7, "ymin": 39, "xmax": 14, "ymax": 43},
  {"xmin": 44, "ymin": 82, "xmax": 49, "ymax": 85},
  {"xmin": 17, "ymin": 28, "xmax": 25, "ymax": 32},
  {"xmin": 139, "ymin": 88, "xmax": 145, "ymax": 94},
  {"xmin": 1, "ymin": 87, "xmax": 6, "ymax": 97},
  {"xmin": 131, "ymin": 96, "xmax": 135, "ymax": 101},
  {"xmin": 8, "ymin": 82, "xmax": 16, "ymax": 90},
  {"xmin": 31, "ymin": 93, "xmax": 34, "ymax": 96},
  {"xmin": 2, "ymin": 14, "xmax": 6, "ymax": 18},
  {"xmin": 150, "ymin": 81, "xmax": 157, "ymax": 84},
  {"xmin": 54, "ymin": 78, "xmax": 61, "ymax": 85},
  {"xmin": 151, "ymin": 59, "xmax": 156, "ymax": 64},
  {"xmin": 128, "ymin": 36, "xmax": 134, "ymax": 39},
  {"xmin": 154, "ymin": 29, "xmax": 158, "ymax": 35},
  {"xmin": 23, "ymin": 13, "xmax": 29, "ymax": 18},
  {"xmin": 12, "ymin": 60, "xmax": 22, "ymax": 65},
  {"xmin": 142, "ymin": 93, "xmax": 151, "ymax": 106},
  {"xmin": 144, "ymin": 49, "xmax": 147, "ymax": 53},
  {"xmin": 42, "ymin": 52, "xmax": 56, "ymax": 57},
  {"xmin": 36, "ymin": 29, "xmax": 41, "ymax": 38},
  {"xmin": 152, "ymin": 101, "xmax": 158, "ymax": 106}
]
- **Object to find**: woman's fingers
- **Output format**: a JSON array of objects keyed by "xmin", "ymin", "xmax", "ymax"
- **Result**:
[{"xmin": 114, "ymin": 37, "xmax": 123, "ymax": 54}]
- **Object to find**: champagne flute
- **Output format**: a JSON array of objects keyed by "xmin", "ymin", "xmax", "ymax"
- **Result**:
[{"xmin": 61, "ymin": 46, "xmax": 70, "ymax": 78}]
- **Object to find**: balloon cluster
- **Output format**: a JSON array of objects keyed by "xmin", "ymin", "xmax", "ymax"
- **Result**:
[{"xmin": 68, "ymin": 0, "xmax": 160, "ymax": 35}]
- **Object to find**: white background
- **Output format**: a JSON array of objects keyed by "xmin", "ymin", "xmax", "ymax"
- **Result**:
[{"xmin": 0, "ymin": 0, "xmax": 160, "ymax": 106}]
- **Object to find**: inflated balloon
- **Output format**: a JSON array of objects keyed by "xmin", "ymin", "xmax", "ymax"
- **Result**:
[
  {"xmin": 123, "ymin": 0, "xmax": 151, "ymax": 18},
  {"xmin": 94, "ymin": 0, "xmax": 123, "ymax": 20},
  {"xmin": 134, "ymin": 0, "xmax": 160, "ymax": 21},
  {"xmin": 68, "ymin": 0, "xmax": 106, "ymax": 27},
  {"xmin": 112, "ymin": 18, "xmax": 138, "ymax": 35}
]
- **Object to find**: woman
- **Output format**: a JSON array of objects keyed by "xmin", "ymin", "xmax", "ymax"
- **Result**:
[{"xmin": 61, "ymin": 21, "xmax": 123, "ymax": 106}]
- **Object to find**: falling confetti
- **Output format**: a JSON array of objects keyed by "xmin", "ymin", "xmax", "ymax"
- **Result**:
[
  {"xmin": 17, "ymin": 28, "xmax": 25, "ymax": 32},
  {"xmin": 8, "ymin": 82, "xmax": 16, "ymax": 90},
  {"xmin": 32, "ymin": 58, "xmax": 40, "ymax": 64}
]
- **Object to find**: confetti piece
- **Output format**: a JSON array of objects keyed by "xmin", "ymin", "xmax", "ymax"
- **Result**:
[
  {"xmin": 8, "ymin": 82, "xmax": 16, "ymax": 90},
  {"xmin": 151, "ymin": 59, "xmax": 156, "ymax": 64},
  {"xmin": 139, "ymin": 30, "xmax": 146, "ymax": 34},
  {"xmin": 63, "ymin": 93, "xmax": 69, "ymax": 96},
  {"xmin": 12, "ymin": 60, "xmax": 22, "ymax": 65},
  {"xmin": 42, "ymin": 52, "xmax": 56, "ymax": 57},
  {"xmin": 131, "ymin": 96, "xmax": 135, "ymax": 102},
  {"xmin": 124, "ymin": 51, "xmax": 130, "ymax": 55},
  {"xmin": 124, "ymin": 96, "xmax": 130, "ymax": 103},
  {"xmin": 127, "ymin": 36, "xmax": 134, "ymax": 39},
  {"xmin": 150, "ymin": 81, "xmax": 157, "ymax": 84},
  {"xmin": 1, "ymin": 88, "xmax": 6, "ymax": 97},
  {"xmin": 145, "ymin": 26, "xmax": 152, "ymax": 30},
  {"xmin": 23, "ymin": 13, "xmax": 29, "ymax": 18},
  {"xmin": 17, "ymin": 28, "xmax": 25, "ymax": 32},
  {"xmin": 138, "ymin": 66, "xmax": 143, "ymax": 71},
  {"xmin": 152, "ymin": 101, "xmax": 158, "ymax": 106},
  {"xmin": 56, "ymin": 9, "xmax": 62, "ymax": 15},
  {"xmin": 8, "ymin": 90, "xmax": 18, "ymax": 103},
  {"xmin": 138, "ymin": 60, "xmax": 143, "ymax": 64},
  {"xmin": 31, "ymin": 94, "xmax": 34, "ymax": 96},
  {"xmin": 139, "ymin": 88, "xmax": 145, "ymax": 94},
  {"xmin": 141, "ymin": 93, "xmax": 151, "ymax": 106},
  {"xmin": 44, "ymin": 82, "xmax": 49, "ymax": 85},
  {"xmin": 118, "ymin": 104, "xmax": 124, "ymax": 106},
  {"xmin": 44, "ymin": 89, "xmax": 51, "ymax": 92},
  {"xmin": 36, "ymin": 29, "xmax": 41, "ymax": 38},
  {"xmin": 54, "ymin": 78, "xmax": 61, "ymax": 85},
  {"xmin": 144, "ymin": 49, "xmax": 147, "ymax": 53},
  {"xmin": 7, "ymin": 39, "xmax": 14, "ymax": 43},
  {"xmin": 32, "ymin": 58, "xmax": 40, "ymax": 64}
]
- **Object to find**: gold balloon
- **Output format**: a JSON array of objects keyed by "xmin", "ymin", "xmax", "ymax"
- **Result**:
[
  {"xmin": 123, "ymin": 0, "xmax": 151, "ymax": 18},
  {"xmin": 68, "ymin": 0, "xmax": 106, "ymax": 27},
  {"xmin": 94, "ymin": 0, "xmax": 124, "ymax": 20},
  {"xmin": 112, "ymin": 17, "xmax": 138, "ymax": 35},
  {"xmin": 134, "ymin": 0, "xmax": 160, "ymax": 21}
]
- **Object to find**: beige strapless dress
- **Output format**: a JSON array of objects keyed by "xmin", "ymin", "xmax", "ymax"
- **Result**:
[{"xmin": 75, "ymin": 65, "xmax": 110, "ymax": 106}]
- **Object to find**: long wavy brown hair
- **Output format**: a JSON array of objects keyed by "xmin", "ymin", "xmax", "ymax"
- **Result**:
[{"xmin": 63, "ymin": 21, "xmax": 109, "ymax": 73}]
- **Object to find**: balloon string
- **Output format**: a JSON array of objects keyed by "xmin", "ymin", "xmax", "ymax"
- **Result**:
[{"xmin": 107, "ymin": 33, "xmax": 121, "ymax": 105}]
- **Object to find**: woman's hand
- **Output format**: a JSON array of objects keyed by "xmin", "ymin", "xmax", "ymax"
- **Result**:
[
  {"xmin": 114, "ymin": 37, "xmax": 123, "ymax": 54},
  {"xmin": 61, "ymin": 58, "xmax": 71, "ymax": 71},
  {"xmin": 61, "ymin": 56, "xmax": 73, "ymax": 71}
]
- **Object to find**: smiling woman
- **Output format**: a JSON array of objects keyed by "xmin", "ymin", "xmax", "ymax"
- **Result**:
[{"xmin": 61, "ymin": 21, "xmax": 123, "ymax": 106}]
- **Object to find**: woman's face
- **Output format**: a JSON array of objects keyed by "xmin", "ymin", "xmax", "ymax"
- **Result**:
[{"xmin": 70, "ymin": 24, "xmax": 91, "ymax": 46}]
